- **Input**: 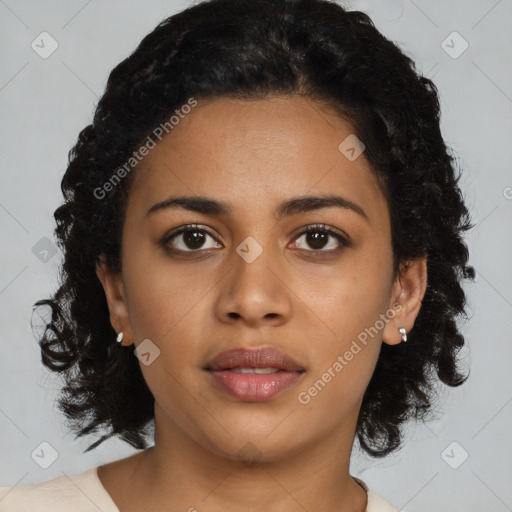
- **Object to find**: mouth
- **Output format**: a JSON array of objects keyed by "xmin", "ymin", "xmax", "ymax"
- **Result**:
[{"xmin": 204, "ymin": 347, "xmax": 306, "ymax": 402}]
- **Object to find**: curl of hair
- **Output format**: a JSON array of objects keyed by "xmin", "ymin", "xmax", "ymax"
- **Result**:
[{"xmin": 33, "ymin": 0, "xmax": 474, "ymax": 456}]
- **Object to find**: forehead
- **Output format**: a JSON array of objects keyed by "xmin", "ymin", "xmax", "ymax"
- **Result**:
[{"xmin": 127, "ymin": 95, "xmax": 388, "ymax": 225}]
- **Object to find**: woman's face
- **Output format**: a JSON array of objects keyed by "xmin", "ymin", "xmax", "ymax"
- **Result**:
[{"xmin": 98, "ymin": 95, "xmax": 424, "ymax": 462}]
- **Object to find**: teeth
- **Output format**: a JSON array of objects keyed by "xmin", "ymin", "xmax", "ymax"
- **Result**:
[{"xmin": 231, "ymin": 367, "xmax": 280, "ymax": 374}]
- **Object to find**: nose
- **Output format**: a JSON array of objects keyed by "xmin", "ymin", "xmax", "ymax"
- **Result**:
[{"xmin": 214, "ymin": 237, "xmax": 293, "ymax": 328}]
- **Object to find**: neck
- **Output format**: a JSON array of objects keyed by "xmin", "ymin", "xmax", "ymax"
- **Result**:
[{"xmin": 118, "ymin": 405, "xmax": 368, "ymax": 512}]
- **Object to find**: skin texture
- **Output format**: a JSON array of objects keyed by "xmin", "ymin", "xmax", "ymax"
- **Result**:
[{"xmin": 96, "ymin": 95, "xmax": 427, "ymax": 512}]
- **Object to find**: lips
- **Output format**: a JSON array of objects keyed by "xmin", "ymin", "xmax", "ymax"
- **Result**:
[
  {"xmin": 204, "ymin": 347, "xmax": 306, "ymax": 402},
  {"xmin": 205, "ymin": 347, "xmax": 305, "ymax": 372}
]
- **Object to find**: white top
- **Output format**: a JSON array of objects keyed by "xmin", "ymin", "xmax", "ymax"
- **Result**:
[{"xmin": 0, "ymin": 467, "xmax": 397, "ymax": 511}]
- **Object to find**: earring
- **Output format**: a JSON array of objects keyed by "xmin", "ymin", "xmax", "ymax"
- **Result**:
[
  {"xmin": 116, "ymin": 332, "xmax": 124, "ymax": 344},
  {"xmin": 398, "ymin": 327, "xmax": 407, "ymax": 343}
]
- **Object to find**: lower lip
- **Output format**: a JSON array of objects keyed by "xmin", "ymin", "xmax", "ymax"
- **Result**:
[{"xmin": 207, "ymin": 369, "xmax": 304, "ymax": 402}]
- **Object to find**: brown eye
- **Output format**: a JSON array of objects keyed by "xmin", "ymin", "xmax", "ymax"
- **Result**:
[
  {"xmin": 303, "ymin": 231, "xmax": 329, "ymax": 250},
  {"xmin": 163, "ymin": 224, "xmax": 222, "ymax": 252},
  {"xmin": 293, "ymin": 224, "xmax": 350, "ymax": 252}
]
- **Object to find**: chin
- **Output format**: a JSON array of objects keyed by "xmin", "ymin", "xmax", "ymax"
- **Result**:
[{"xmin": 199, "ymin": 421, "xmax": 310, "ymax": 465}]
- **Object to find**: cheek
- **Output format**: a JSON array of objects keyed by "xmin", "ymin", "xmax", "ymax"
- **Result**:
[
  {"xmin": 122, "ymin": 249, "xmax": 214, "ymax": 342},
  {"xmin": 300, "ymin": 251, "xmax": 393, "ymax": 341},
  {"xmin": 296, "ymin": 243, "xmax": 393, "ymax": 392},
  {"xmin": 295, "ymin": 273, "xmax": 388, "ymax": 418},
  {"xmin": 295, "ymin": 354, "xmax": 375, "ymax": 433},
  {"xmin": 121, "ymin": 252, "xmax": 212, "ymax": 383}
]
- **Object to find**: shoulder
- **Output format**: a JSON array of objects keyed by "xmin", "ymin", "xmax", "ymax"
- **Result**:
[
  {"xmin": 0, "ymin": 467, "xmax": 119, "ymax": 512},
  {"xmin": 366, "ymin": 490, "xmax": 400, "ymax": 512},
  {"xmin": 353, "ymin": 476, "xmax": 399, "ymax": 512}
]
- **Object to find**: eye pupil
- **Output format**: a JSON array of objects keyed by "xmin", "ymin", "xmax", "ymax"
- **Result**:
[
  {"xmin": 307, "ymin": 231, "xmax": 328, "ymax": 249},
  {"xmin": 184, "ymin": 230, "xmax": 205, "ymax": 249}
]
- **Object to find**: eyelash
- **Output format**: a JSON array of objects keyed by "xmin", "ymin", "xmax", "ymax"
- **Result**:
[{"xmin": 161, "ymin": 223, "xmax": 352, "ymax": 255}]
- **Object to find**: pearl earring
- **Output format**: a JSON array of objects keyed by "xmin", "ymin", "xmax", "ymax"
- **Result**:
[
  {"xmin": 398, "ymin": 328, "xmax": 407, "ymax": 343},
  {"xmin": 116, "ymin": 332, "xmax": 124, "ymax": 344}
]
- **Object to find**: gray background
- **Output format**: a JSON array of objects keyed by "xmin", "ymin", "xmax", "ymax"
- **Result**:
[{"xmin": 1, "ymin": 0, "xmax": 511, "ymax": 510}]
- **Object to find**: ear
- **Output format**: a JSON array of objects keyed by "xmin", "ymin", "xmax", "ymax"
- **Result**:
[
  {"xmin": 382, "ymin": 257, "xmax": 428, "ymax": 346},
  {"xmin": 96, "ymin": 254, "xmax": 134, "ymax": 346}
]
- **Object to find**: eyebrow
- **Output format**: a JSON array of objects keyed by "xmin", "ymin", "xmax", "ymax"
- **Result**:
[{"xmin": 147, "ymin": 194, "xmax": 369, "ymax": 223}]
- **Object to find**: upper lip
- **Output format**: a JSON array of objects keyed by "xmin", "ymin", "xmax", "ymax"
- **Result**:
[{"xmin": 205, "ymin": 347, "xmax": 305, "ymax": 372}]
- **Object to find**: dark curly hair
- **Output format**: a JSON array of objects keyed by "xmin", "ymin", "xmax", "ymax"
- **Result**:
[{"xmin": 33, "ymin": 0, "xmax": 475, "ymax": 457}]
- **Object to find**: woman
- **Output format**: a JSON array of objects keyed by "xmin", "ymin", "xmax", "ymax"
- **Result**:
[{"xmin": 0, "ymin": 0, "xmax": 474, "ymax": 510}]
